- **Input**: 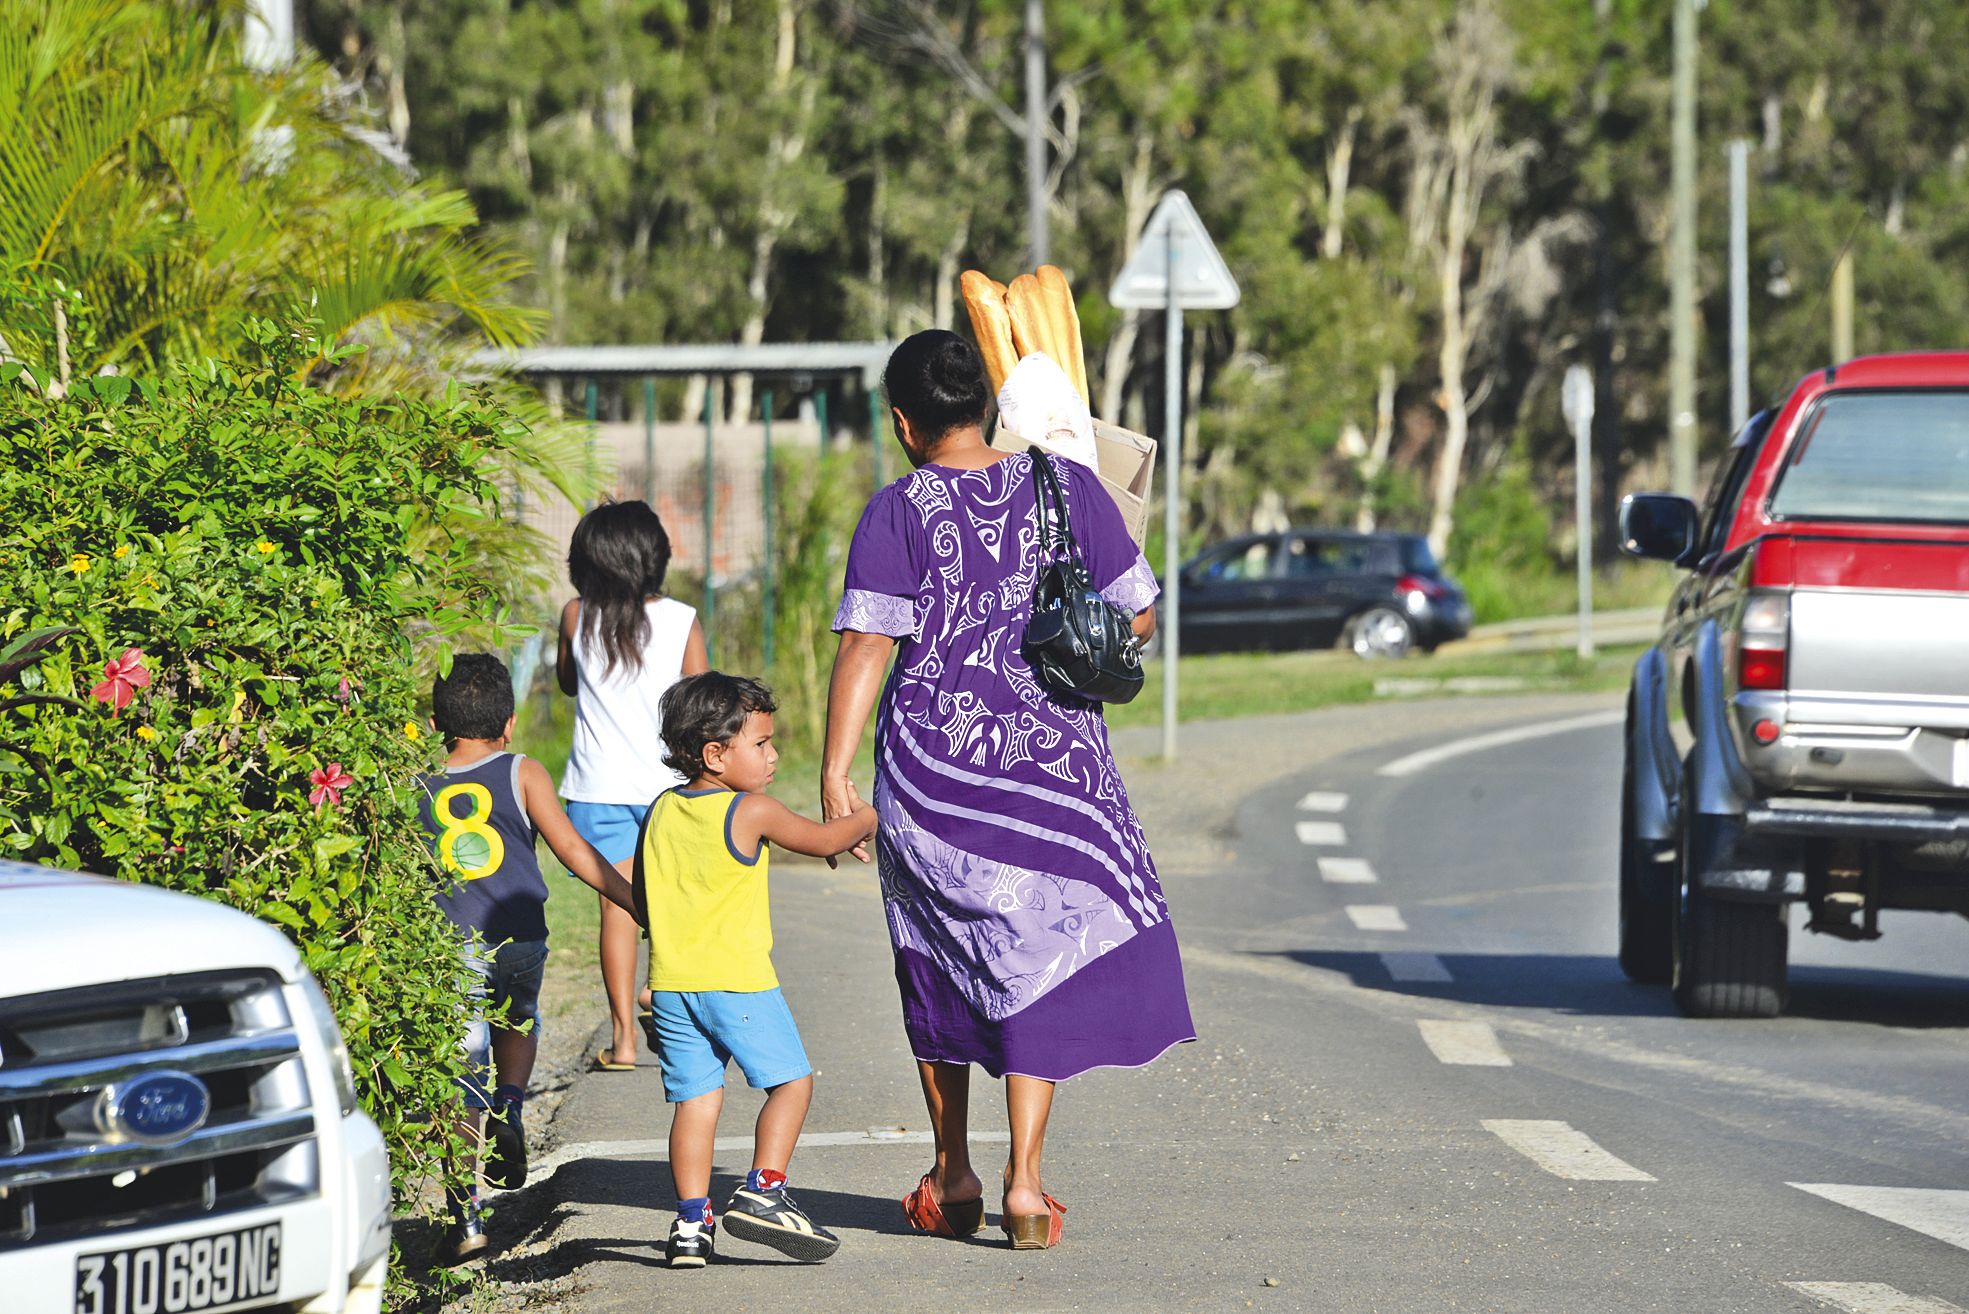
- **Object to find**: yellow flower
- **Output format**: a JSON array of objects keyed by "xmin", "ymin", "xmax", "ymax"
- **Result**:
[
  {"xmin": 403, "ymin": 721, "xmax": 422, "ymax": 742},
  {"xmin": 136, "ymin": 726, "xmax": 156, "ymax": 741},
  {"xmin": 114, "ymin": 544, "xmax": 130, "ymax": 560},
  {"xmin": 68, "ymin": 553, "xmax": 91, "ymax": 574},
  {"xmin": 254, "ymin": 540, "xmax": 276, "ymax": 555},
  {"xmin": 141, "ymin": 574, "xmax": 157, "ymax": 587}
]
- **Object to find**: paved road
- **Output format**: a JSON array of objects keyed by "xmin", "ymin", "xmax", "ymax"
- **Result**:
[{"xmin": 483, "ymin": 694, "xmax": 1969, "ymax": 1313}]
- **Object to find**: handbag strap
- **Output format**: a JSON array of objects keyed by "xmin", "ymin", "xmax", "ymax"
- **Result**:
[{"xmin": 1029, "ymin": 451, "xmax": 1085, "ymax": 571}]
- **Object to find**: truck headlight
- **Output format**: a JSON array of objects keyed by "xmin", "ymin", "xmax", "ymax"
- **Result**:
[{"xmin": 296, "ymin": 971, "xmax": 362, "ymax": 1117}]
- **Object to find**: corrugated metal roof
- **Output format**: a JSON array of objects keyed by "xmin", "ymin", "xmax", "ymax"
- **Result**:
[{"xmin": 473, "ymin": 342, "xmax": 896, "ymax": 384}]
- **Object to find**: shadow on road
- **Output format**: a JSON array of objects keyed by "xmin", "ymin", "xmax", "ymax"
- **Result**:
[{"xmin": 1268, "ymin": 949, "xmax": 1969, "ymax": 1026}]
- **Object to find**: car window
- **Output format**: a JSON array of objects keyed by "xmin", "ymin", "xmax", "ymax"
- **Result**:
[
  {"xmin": 1284, "ymin": 538, "xmax": 1374, "ymax": 577},
  {"xmin": 1199, "ymin": 540, "xmax": 1277, "ymax": 581},
  {"xmin": 1770, "ymin": 390, "xmax": 1969, "ymax": 525},
  {"xmin": 1696, "ymin": 409, "xmax": 1772, "ymax": 557},
  {"xmin": 1398, "ymin": 537, "xmax": 1439, "ymax": 574}
]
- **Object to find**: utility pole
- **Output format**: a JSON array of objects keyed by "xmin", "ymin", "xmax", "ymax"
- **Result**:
[
  {"xmin": 1668, "ymin": 0, "xmax": 1700, "ymax": 496},
  {"xmin": 1728, "ymin": 139, "xmax": 1751, "ymax": 432},
  {"xmin": 1831, "ymin": 247, "xmax": 1855, "ymax": 363},
  {"xmin": 1024, "ymin": 0, "xmax": 1049, "ymax": 266}
]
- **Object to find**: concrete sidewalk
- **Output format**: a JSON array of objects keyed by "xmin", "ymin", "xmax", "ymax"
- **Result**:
[{"xmin": 463, "ymin": 691, "xmax": 1618, "ymax": 1311}]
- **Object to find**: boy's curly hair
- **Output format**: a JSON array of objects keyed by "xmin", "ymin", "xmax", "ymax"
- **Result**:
[{"xmin": 659, "ymin": 672, "xmax": 778, "ymax": 781}]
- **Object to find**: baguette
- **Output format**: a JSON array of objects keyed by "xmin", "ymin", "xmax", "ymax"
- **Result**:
[
  {"xmin": 1006, "ymin": 272, "xmax": 1049, "ymax": 364},
  {"xmin": 961, "ymin": 270, "xmax": 1018, "ymax": 393},
  {"xmin": 1035, "ymin": 264, "xmax": 1090, "ymax": 406}
]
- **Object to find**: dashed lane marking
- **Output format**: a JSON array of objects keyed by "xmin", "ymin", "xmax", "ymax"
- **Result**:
[
  {"xmin": 1345, "ymin": 904, "xmax": 1407, "ymax": 932},
  {"xmin": 1418, "ymin": 1020, "xmax": 1512, "ymax": 1066},
  {"xmin": 1297, "ymin": 791, "xmax": 1349, "ymax": 812},
  {"xmin": 1295, "ymin": 820, "xmax": 1348, "ymax": 846},
  {"xmin": 1791, "ymin": 1184, "xmax": 1969, "ymax": 1254},
  {"xmin": 1376, "ymin": 708, "xmax": 1625, "ymax": 778},
  {"xmin": 1786, "ymin": 1284, "xmax": 1968, "ymax": 1314},
  {"xmin": 1317, "ymin": 857, "xmax": 1378, "ymax": 884},
  {"xmin": 1380, "ymin": 952, "xmax": 1453, "ymax": 983},
  {"xmin": 1481, "ymin": 1119, "xmax": 1656, "ymax": 1182}
]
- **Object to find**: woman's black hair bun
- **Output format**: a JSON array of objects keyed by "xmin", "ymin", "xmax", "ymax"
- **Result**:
[{"xmin": 884, "ymin": 329, "xmax": 991, "ymax": 443}]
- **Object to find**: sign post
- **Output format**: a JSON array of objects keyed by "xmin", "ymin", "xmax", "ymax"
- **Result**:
[
  {"xmin": 1562, "ymin": 364, "xmax": 1596, "ymax": 660},
  {"xmin": 1110, "ymin": 190, "xmax": 1240, "ymax": 760}
]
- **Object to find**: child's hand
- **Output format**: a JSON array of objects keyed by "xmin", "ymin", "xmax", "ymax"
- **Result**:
[{"xmin": 822, "ymin": 775, "xmax": 873, "ymax": 867}]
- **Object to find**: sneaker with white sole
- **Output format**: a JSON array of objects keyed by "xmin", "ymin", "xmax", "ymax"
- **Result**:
[
  {"xmin": 722, "ymin": 1184, "xmax": 839, "ymax": 1262},
  {"xmin": 664, "ymin": 1215, "xmax": 716, "ymax": 1268}
]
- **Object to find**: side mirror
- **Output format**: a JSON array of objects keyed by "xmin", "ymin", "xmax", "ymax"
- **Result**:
[{"xmin": 1619, "ymin": 493, "xmax": 1700, "ymax": 565}]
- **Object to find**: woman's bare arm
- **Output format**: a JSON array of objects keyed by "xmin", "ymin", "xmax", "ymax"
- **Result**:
[
  {"xmin": 681, "ymin": 616, "xmax": 710, "ymax": 676},
  {"xmin": 821, "ymin": 630, "xmax": 894, "ymax": 865},
  {"xmin": 555, "ymin": 598, "xmax": 581, "ymax": 696},
  {"xmin": 1132, "ymin": 604, "xmax": 1158, "ymax": 643}
]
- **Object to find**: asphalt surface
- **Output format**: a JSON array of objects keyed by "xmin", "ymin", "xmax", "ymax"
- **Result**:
[{"xmin": 475, "ymin": 692, "xmax": 1969, "ymax": 1313}]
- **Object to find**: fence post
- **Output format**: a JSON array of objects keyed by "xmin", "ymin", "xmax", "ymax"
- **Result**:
[
  {"xmin": 868, "ymin": 387, "xmax": 885, "ymax": 492},
  {"xmin": 762, "ymin": 389, "xmax": 776, "ymax": 670},
  {"xmin": 702, "ymin": 382, "xmax": 716, "ymax": 665},
  {"xmin": 584, "ymin": 380, "xmax": 600, "ymax": 509},
  {"xmin": 642, "ymin": 377, "xmax": 656, "ymax": 504},
  {"xmin": 815, "ymin": 389, "xmax": 830, "ymax": 448}
]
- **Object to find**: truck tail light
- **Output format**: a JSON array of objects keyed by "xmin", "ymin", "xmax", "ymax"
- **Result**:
[{"xmin": 1739, "ymin": 589, "xmax": 1789, "ymax": 691}]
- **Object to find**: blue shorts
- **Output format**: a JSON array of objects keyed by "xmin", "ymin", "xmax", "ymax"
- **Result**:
[
  {"xmin": 565, "ymin": 800, "xmax": 647, "ymax": 865},
  {"xmin": 459, "ymin": 939, "xmax": 549, "ymax": 1110},
  {"xmin": 649, "ymin": 987, "xmax": 812, "ymax": 1104}
]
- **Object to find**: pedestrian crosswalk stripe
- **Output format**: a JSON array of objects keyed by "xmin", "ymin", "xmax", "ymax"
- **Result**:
[
  {"xmin": 1295, "ymin": 820, "xmax": 1347, "ymax": 846},
  {"xmin": 1381, "ymin": 952, "xmax": 1452, "ymax": 983},
  {"xmin": 1345, "ymin": 904, "xmax": 1407, "ymax": 932},
  {"xmin": 1418, "ymin": 1020, "xmax": 1511, "ymax": 1066},
  {"xmin": 1297, "ymin": 791, "xmax": 1349, "ymax": 812},
  {"xmin": 1790, "ymin": 1184, "xmax": 1969, "ymax": 1254},
  {"xmin": 1785, "ymin": 1282, "xmax": 1968, "ymax": 1314},
  {"xmin": 1318, "ymin": 857, "xmax": 1377, "ymax": 884},
  {"xmin": 1482, "ymin": 1119, "xmax": 1655, "ymax": 1181}
]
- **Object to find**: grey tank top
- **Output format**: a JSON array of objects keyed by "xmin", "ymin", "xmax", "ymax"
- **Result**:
[{"xmin": 419, "ymin": 752, "xmax": 549, "ymax": 944}]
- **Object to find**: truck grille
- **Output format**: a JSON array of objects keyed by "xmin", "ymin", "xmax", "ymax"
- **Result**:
[{"xmin": 0, "ymin": 970, "xmax": 317, "ymax": 1248}]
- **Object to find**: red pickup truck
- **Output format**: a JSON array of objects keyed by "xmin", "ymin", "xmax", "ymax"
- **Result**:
[{"xmin": 1618, "ymin": 352, "xmax": 1969, "ymax": 1017}]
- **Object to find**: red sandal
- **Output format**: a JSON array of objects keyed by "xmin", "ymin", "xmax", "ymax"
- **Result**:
[
  {"xmin": 1002, "ymin": 1192, "xmax": 1065, "ymax": 1250},
  {"xmin": 902, "ymin": 1173, "xmax": 985, "ymax": 1237}
]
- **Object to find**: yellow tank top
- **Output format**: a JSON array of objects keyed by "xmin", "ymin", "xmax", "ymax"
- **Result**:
[{"xmin": 640, "ymin": 788, "xmax": 777, "ymax": 992}]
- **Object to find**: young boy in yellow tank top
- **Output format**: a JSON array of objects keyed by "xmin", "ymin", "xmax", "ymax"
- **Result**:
[{"xmin": 637, "ymin": 672, "xmax": 876, "ymax": 1267}]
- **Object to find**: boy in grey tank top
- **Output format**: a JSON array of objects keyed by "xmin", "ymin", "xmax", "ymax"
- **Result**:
[{"xmin": 418, "ymin": 654, "xmax": 642, "ymax": 1263}]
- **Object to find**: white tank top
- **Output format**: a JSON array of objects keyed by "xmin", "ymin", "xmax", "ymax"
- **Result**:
[{"xmin": 560, "ymin": 597, "xmax": 695, "ymax": 805}]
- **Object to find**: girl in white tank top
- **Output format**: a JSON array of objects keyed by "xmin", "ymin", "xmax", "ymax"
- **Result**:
[{"xmin": 557, "ymin": 502, "xmax": 708, "ymax": 1068}]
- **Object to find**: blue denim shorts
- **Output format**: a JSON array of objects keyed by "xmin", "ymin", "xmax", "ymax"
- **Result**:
[
  {"xmin": 565, "ymin": 800, "xmax": 647, "ymax": 865},
  {"xmin": 649, "ymin": 987, "xmax": 812, "ymax": 1104},
  {"xmin": 459, "ymin": 939, "xmax": 548, "ymax": 1110}
]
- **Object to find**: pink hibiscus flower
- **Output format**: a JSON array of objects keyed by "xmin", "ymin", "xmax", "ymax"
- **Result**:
[
  {"xmin": 308, "ymin": 762, "xmax": 354, "ymax": 808},
  {"xmin": 90, "ymin": 648, "xmax": 152, "ymax": 715}
]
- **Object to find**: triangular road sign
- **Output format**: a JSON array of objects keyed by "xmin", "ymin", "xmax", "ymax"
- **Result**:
[{"xmin": 1108, "ymin": 190, "xmax": 1241, "ymax": 310}]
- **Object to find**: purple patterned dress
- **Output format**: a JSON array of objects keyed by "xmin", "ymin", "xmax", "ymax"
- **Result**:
[{"xmin": 833, "ymin": 451, "xmax": 1196, "ymax": 1081}]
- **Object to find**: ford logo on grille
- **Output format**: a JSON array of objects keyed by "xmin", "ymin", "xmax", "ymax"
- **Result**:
[{"xmin": 96, "ymin": 1070, "xmax": 211, "ymax": 1145}]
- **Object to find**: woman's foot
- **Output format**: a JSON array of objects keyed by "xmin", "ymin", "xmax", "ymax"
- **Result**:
[
  {"xmin": 903, "ymin": 1167, "xmax": 984, "ymax": 1236},
  {"xmin": 1001, "ymin": 1168, "xmax": 1063, "ymax": 1249}
]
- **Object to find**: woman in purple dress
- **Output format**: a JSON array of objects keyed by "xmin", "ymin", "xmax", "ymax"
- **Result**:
[{"xmin": 822, "ymin": 330, "xmax": 1195, "ymax": 1249}]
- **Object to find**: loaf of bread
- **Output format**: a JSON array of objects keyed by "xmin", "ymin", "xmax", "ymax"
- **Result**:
[
  {"xmin": 1035, "ymin": 264, "xmax": 1089, "ymax": 406},
  {"xmin": 961, "ymin": 270, "xmax": 1018, "ymax": 393}
]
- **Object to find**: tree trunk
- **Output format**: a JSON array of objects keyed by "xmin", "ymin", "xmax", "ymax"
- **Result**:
[
  {"xmin": 729, "ymin": 0, "xmax": 811, "ymax": 422},
  {"xmin": 1356, "ymin": 362, "xmax": 1397, "ymax": 531},
  {"xmin": 1321, "ymin": 109, "xmax": 1362, "ymax": 260},
  {"xmin": 1427, "ymin": 111, "xmax": 1481, "ymax": 561},
  {"xmin": 933, "ymin": 217, "xmax": 970, "ymax": 331},
  {"xmin": 1099, "ymin": 133, "xmax": 1156, "ymax": 421}
]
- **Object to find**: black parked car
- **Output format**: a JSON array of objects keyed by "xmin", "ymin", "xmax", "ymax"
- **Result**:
[{"xmin": 1172, "ymin": 530, "xmax": 1472, "ymax": 658}]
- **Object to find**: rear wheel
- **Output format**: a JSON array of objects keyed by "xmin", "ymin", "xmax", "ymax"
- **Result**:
[
  {"xmin": 1671, "ymin": 773, "xmax": 1788, "ymax": 1018},
  {"xmin": 1348, "ymin": 606, "xmax": 1414, "ymax": 659},
  {"xmin": 1617, "ymin": 736, "xmax": 1673, "ymax": 985}
]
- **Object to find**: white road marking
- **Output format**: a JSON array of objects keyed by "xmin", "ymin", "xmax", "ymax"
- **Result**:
[
  {"xmin": 1380, "ymin": 952, "xmax": 1453, "ymax": 982},
  {"xmin": 1791, "ymin": 1184, "xmax": 1969, "ymax": 1253},
  {"xmin": 511, "ymin": 1129, "xmax": 1011, "ymax": 1195},
  {"xmin": 1295, "ymin": 820, "xmax": 1348, "ymax": 846},
  {"xmin": 1481, "ymin": 1119, "xmax": 1656, "ymax": 1181},
  {"xmin": 1786, "ymin": 1283, "xmax": 1968, "ymax": 1314},
  {"xmin": 1345, "ymin": 904, "xmax": 1407, "ymax": 932},
  {"xmin": 1377, "ymin": 708, "xmax": 1626, "ymax": 778},
  {"xmin": 1418, "ymin": 1020, "xmax": 1512, "ymax": 1066},
  {"xmin": 1297, "ymin": 791, "xmax": 1349, "ymax": 812},
  {"xmin": 1318, "ymin": 856, "xmax": 1378, "ymax": 885}
]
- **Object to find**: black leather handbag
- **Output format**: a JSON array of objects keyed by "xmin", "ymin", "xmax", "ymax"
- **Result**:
[{"xmin": 1021, "ymin": 451, "xmax": 1146, "ymax": 705}]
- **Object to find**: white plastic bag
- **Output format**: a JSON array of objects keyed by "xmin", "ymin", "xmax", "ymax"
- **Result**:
[{"xmin": 996, "ymin": 353, "xmax": 1098, "ymax": 472}]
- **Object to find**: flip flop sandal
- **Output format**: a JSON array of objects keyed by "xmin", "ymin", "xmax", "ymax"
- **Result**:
[
  {"xmin": 1001, "ymin": 1193, "xmax": 1065, "ymax": 1250},
  {"xmin": 591, "ymin": 1049, "xmax": 636, "ymax": 1072},
  {"xmin": 901, "ymin": 1173, "xmax": 984, "ymax": 1237}
]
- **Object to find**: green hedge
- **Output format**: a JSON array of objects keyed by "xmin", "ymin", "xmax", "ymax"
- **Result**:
[{"xmin": 0, "ymin": 321, "xmax": 521, "ymax": 1268}]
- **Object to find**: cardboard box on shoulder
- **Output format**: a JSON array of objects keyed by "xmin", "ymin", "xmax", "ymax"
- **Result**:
[{"xmin": 992, "ymin": 418, "xmax": 1156, "ymax": 548}]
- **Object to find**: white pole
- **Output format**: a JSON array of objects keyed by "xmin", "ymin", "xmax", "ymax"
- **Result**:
[
  {"xmin": 1574, "ymin": 406, "xmax": 1594, "ymax": 659},
  {"xmin": 1161, "ymin": 235, "xmax": 1184, "ymax": 761},
  {"xmin": 1728, "ymin": 138, "xmax": 1750, "ymax": 431}
]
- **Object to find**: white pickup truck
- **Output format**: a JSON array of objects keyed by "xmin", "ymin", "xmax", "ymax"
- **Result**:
[{"xmin": 0, "ymin": 860, "xmax": 391, "ymax": 1314}]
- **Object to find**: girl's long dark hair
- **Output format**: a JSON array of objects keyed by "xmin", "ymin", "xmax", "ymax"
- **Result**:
[{"xmin": 568, "ymin": 500, "xmax": 672, "ymax": 678}]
